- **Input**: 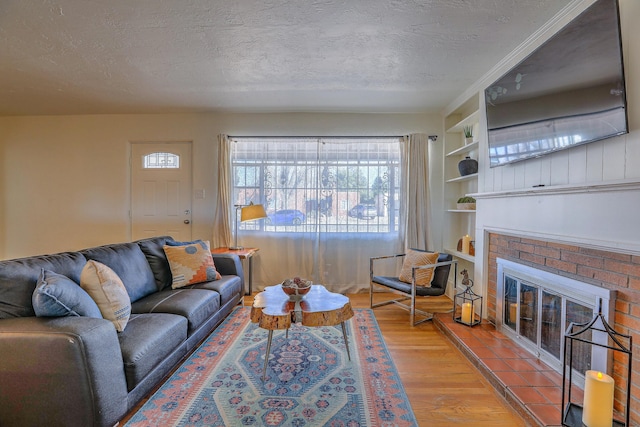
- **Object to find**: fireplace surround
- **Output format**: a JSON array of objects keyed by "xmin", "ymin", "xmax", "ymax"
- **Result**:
[{"xmin": 486, "ymin": 232, "xmax": 640, "ymax": 424}]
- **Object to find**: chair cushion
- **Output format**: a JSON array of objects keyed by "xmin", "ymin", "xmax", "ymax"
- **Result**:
[
  {"xmin": 163, "ymin": 240, "xmax": 221, "ymax": 289},
  {"xmin": 32, "ymin": 269, "xmax": 103, "ymax": 318},
  {"xmin": 80, "ymin": 260, "xmax": 131, "ymax": 332},
  {"xmin": 372, "ymin": 275, "xmax": 447, "ymax": 297},
  {"xmin": 399, "ymin": 249, "xmax": 439, "ymax": 285}
]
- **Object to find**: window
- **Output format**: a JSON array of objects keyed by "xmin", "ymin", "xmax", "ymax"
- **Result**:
[
  {"xmin": 231, "ymin": 137, "xmax": 401, "ymax": 234},
  {"xmin": 143, "ymin": 152, "xmax": 180, "ymax": 169}
]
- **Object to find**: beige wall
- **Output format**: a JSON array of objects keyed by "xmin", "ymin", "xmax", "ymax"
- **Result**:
[{"xmin": 0, "ymin": 112, "xmax": 439, "ymax": 259}]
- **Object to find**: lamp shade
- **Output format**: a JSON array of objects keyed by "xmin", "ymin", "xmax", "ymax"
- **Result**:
[{"xmin": 240, "ymin": 204, "xmax": 267, "ymax": 222}]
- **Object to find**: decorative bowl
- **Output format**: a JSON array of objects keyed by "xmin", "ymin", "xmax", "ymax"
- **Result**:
[{"xmin": 281, "ymin": 277, "xmax": 312, "ymax": 299}]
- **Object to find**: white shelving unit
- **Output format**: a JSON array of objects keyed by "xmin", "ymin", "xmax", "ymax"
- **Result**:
[{"xmin": 442, "ymin": 94, "xmax": 480, "ymax": 279}]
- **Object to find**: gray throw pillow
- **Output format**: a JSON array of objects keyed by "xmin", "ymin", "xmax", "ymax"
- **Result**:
[{"xmin": 32, "ymin": 269, "xmax": 103, "ymax": 318}]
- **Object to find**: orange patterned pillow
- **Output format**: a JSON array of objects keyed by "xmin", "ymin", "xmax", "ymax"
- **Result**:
[
  {"xmin": 163, "ymin": 240, "xmax": 221, "ymax": 289},
  {"xmin": 398, "ymin": 250, "xmax": 439, "ymax": 286}
]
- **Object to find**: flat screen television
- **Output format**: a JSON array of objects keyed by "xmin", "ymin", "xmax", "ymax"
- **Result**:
[{"xmin": 485, "ymin": 0, "xmax": 628, "ymax": 168}]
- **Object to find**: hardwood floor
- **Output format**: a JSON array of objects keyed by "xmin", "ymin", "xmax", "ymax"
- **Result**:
[{"xmin": 244, "ymin": 292, "xmax": 528, "ymax": 427}]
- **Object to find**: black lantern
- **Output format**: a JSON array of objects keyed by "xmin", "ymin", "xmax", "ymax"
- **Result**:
[
  {"xmin": 453, "ymin": 269, "xmax": 482, "ymax": 326},
  {"xmin": 561, "ymin": 300, "xmax": 632, "ymax": 427}
]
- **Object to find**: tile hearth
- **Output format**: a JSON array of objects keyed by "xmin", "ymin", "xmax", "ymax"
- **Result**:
[{"xmin": 434, "ymin": 313, "xmax": 571, "ymax": 427}]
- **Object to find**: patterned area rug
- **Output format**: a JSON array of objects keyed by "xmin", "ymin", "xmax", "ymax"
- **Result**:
[{"xmin": 125, "ymin": 307, "xmax": 417, "ymax": 427}]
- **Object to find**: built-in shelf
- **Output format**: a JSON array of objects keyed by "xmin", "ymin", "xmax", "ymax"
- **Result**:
[
  {"xmin": 446, "ymin": 110, "xmax": 480, "ymax": 133},
  {"xmin": 446, "ymin": 173, "xmax": 478, "ymax": 183},
  {"xmin": 444, "ymin": 249, "xmax": 475, "ymax": 263},
  {"xmin": 443, "ymin": 94, "xmax": 480, "ymax": 273},
  {"xmin": 446, "ymin": 141, "xmax": 478, "ymax": 157}
]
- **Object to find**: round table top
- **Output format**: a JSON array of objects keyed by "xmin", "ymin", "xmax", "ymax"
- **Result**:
[{"xmin": 250, "ymin": 284, "xmax": 353, "ymax": 330}]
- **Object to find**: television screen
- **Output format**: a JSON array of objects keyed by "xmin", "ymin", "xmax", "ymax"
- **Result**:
[{"xmin": 485, "ymin": 0, "xmax": 627, "ymax": 168}]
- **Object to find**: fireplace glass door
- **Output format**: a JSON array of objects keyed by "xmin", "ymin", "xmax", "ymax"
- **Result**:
[{"xmin": 501, "ymin": 274, "xmax": 594, "ymax": 372}]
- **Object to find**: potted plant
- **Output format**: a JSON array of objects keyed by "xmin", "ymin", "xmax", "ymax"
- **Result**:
[
  {"xmin": 456, "ymin": 196, "xmax": 476, "ymax": 210},
  {"xmin": 463, "ymin": 125, "xmax": 474, "ymax": 144}
]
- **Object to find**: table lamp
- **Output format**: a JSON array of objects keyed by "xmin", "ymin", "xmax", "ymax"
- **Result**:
[{"xmin": 230, "ymin": 202, "xmax": 267, "ymax": 250}]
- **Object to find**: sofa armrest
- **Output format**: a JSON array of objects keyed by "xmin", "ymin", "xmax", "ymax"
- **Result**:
[
  {"xmin": 212, "ymin": 253, "xmax": 245, "ymax": 284},
  {"xmin": 0, "ymin": 317, "xmax": 129, "ymax": 427}
]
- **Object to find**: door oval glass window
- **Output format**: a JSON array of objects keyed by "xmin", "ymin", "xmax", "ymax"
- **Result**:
[{"xmin": 143, "ymin": 152, "xmax": 180, "ymax": 169}]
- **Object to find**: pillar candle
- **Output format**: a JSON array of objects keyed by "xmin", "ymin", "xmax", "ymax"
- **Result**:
[
  {"xmin": 582, "ymin": 370, "xmax": 614, "ymax": 427},
  {"xmin": 509, "ymin": 303, "xmax": 517, "ymax": 322},
  {"xmin": 461, "ymin": 302, "xmax": 473, "ymax": 324},
  {"xmin": 462, "ymin": 235, "xmax": 471, "ymax": 254}
]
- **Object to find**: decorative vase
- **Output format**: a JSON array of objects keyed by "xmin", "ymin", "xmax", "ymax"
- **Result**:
[
  {"xmin": 458, "ymin": 157, "xmax": 478, "ymax": 176},
  {"xmin": 465, "ymin": 137, "xmax": 473, "ymax": 145}
]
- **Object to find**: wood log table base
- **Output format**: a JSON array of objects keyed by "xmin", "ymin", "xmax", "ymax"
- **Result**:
[{"xmin": 250, "ymin": 284, "xmax": 354, "ymax": 381}]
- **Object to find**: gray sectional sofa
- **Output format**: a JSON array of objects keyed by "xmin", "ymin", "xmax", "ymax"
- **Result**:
[{"xmin": 0, "ymin": 236, "xmax": 244, "ymax": 427}]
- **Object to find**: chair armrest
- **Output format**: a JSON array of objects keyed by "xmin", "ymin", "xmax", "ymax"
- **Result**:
[
  {"xmin": 412, "ymin": 259, "xmax": 457, "ymax": 271},
  {"xmin": 370, "ymin": 253, "xmax": 406, "ymax": 261},
  {"xmin": 370, "ymin": 254, "xmax": 406, "ymax": 277}
]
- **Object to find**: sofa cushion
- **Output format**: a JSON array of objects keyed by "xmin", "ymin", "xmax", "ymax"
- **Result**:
[
  {"xmin": 32, "ymin": 269, "xmax": 103, "ymax": 318},
  {"xmin": 188, "ymin": 276, "xmax": 242, "ymax": 306},
  {"xmin": 80, "ymin": 260, "xmax": 131, "ymax": 332},
  {"xmin": 0, "ymin": 252, "xmax": 87, "ymax": 319},
  {"xmin": 118, "ymin": 312, "xmax": 188, "ymax": 391},
  {"xmin": 163, "ymin": 241, "xmax": 221, "ymax": 289},
  {"xmin": 130, "ymin": 288, "xmax": 220, "ymax": 335},
  {"xmin": 136, "ymin": 236, "xmax": 174, "ymax": 291},
  {"xmin": 80, "ymin": 242, "xmax": 157, "ymax": 303}
]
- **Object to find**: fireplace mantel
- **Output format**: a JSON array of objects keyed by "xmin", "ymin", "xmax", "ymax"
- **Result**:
[{"xmin": 470, "ymin": 177, "xmax": 640, "ymax": 199}]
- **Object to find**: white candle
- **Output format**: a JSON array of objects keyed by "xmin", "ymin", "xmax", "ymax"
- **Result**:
[
  {"xmin": 509, "ymin": 303, "xmax": 517, "ymax": 322},
  {"xmin": 461, "ymin": 302, "xmax": 473, "ymax": 324},
  {"xmin": 462, "ymin": 235, "xmax": 471, "ymax": 254},
  {"xmin": 582, "ymin": 370, "xmax": 614, "ymax": 427}
]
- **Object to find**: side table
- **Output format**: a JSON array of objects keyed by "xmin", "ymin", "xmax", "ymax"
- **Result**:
[{"xmin": 211, "ymin": 247, "xmax": 259, "ymax": 295}]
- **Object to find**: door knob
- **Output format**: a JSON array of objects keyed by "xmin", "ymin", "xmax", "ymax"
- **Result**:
[{"xmin": 184, "ymin": 220, "xmax": 191, "ymax": 224}]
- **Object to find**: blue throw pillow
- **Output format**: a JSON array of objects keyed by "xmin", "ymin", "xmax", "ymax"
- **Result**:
[{"xmin": 32, "ymin": 269, "xmax": 103, "ymax": 318}]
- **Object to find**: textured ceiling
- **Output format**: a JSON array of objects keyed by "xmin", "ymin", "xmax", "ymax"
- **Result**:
[{"xmin": 0, "ymin": 0, "xmax": 572, "ymax": 116}]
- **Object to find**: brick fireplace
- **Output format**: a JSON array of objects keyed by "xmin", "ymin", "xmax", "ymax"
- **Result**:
[{"xmin": 486, "ymin": 232, "xmax": 640, "ymax": 424}]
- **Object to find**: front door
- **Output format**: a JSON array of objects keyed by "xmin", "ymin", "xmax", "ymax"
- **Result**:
[{"xmin": 131, "ymin": 142, "xmax": 192, "ymax": 241}]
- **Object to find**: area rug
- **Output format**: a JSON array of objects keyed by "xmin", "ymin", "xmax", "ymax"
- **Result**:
[{"xmin": 125, "ymin": 307, "xmax": 417, "ymax": 427}]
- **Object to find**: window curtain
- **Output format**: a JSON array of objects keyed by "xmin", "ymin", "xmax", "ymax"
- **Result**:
[
  {"xmin": 402, "ymin": 133, "xmax": 434, "ymax": 250},
  {"xmin": 230, "ymin": 137, "xmax": 404, "ymax": 294},
  {"xmin": 211, "ymin": 134, "xmax": 232, "ymax": 248}
]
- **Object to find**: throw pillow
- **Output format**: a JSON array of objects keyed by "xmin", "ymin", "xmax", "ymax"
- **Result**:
[
  {"xmin": 32, "ymin": 269, "xmax": 103, "ymax": 318},
  {"xmin": 398, "ymin": 250, "xmax": 440, "ymax": 286},
  {"xmin": 163, "ymin": 240, "xmax": 221, "ymax": 289},
  {"xmin": 80, "ymin": 260, "xmax": 131, "ymax": 332}
]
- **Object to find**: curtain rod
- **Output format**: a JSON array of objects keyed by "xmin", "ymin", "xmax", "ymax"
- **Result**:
[{"xmin": 228, "ymin": 135, "xmax": 405, "ymax": 139}]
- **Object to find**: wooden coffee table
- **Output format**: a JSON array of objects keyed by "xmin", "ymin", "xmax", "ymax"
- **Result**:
[{"xmin": 250, "ymin": 284, "xmax": 354, "ymax": 381}]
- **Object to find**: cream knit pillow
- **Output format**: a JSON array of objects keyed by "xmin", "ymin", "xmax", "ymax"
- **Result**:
[
  {"xmin": 80, "ymin": 260, "xmax": 131, "ymax": 332},
  {"xmin": 398, "ymin": 250, "xmax": 439, "ymax": 286}
]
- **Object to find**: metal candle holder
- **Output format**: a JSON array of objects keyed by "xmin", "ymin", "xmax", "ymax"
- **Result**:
[
  {"xmin": 561, "ymin": 300, "xmax": 632, "ymax": 427},
  {"xmin": 453, "ymin": 269, "xmax": 482, "ymax": 326}
]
